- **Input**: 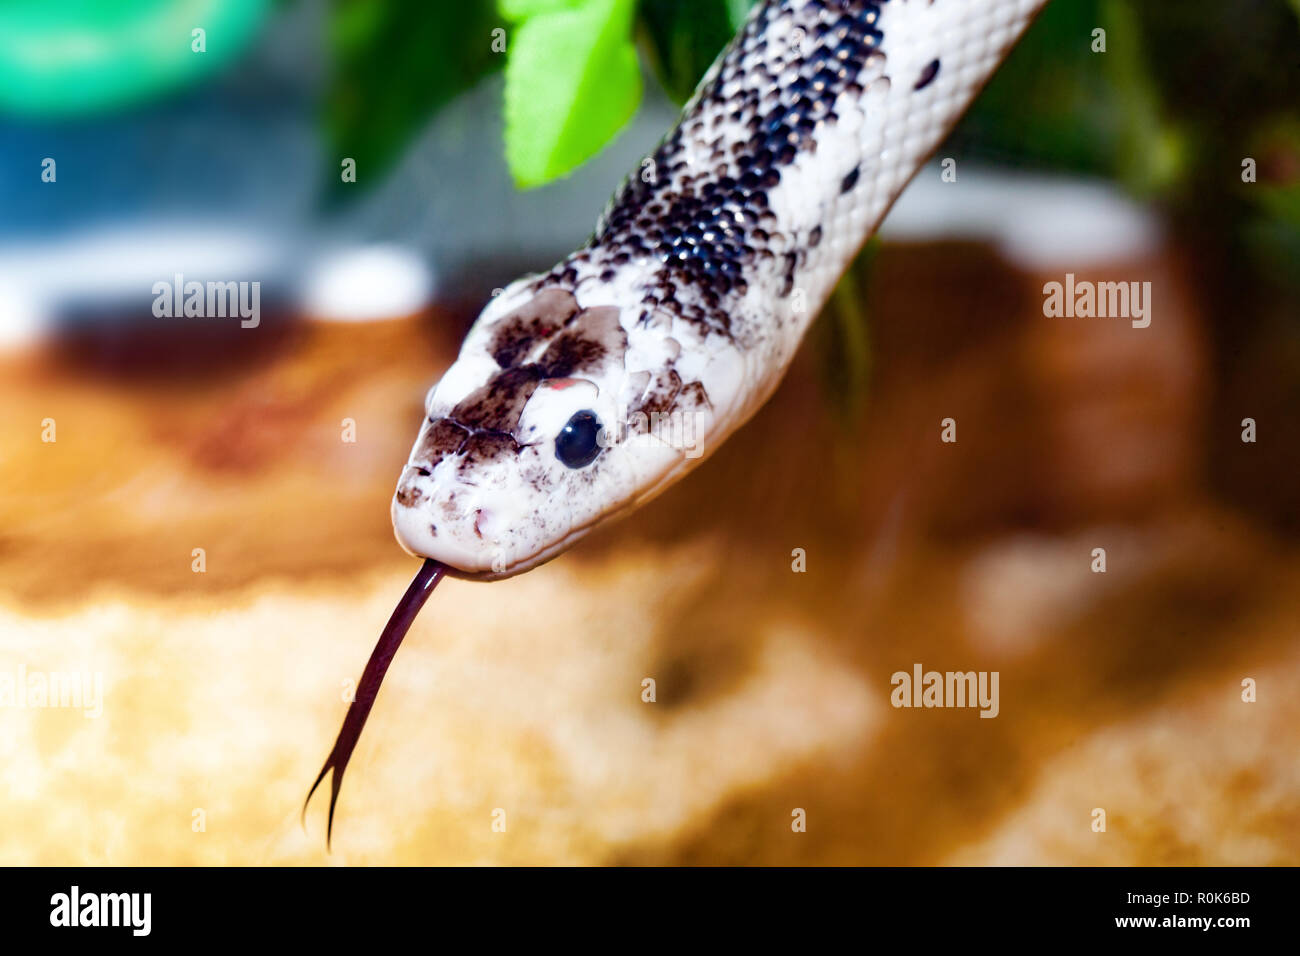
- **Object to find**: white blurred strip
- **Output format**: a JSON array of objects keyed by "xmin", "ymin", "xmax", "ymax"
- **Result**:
[
  {"xmin": 881, "ymin": 166, "xmax": 1162, "ymax": 268},
  {"xmin": 298, "ymin": 244, "xmax": 434, "ymax": 322},
  {"xmin": 0, "ymin": 222, "xmax": 290, "ymax": 347}
]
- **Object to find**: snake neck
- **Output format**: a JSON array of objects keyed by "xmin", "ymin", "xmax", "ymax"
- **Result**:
[{"xmin": 526, "ymin": 0, "xmax": 1045, "ymax": 382}]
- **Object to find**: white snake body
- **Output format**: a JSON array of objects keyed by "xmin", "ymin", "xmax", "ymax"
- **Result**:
[{"xmin": 392, "ymin": 0, "xmax": 1049, "ymax": 578}]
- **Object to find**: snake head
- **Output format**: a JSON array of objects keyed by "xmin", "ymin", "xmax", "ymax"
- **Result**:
[{"xmin": 391, "ymin": 285, "xmax": 715, "ymax": 578}]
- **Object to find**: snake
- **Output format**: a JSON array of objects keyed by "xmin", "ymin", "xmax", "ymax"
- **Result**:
[{"xmin": 306, "ymin": 0, "xmax": 1050, "ymax": 843}]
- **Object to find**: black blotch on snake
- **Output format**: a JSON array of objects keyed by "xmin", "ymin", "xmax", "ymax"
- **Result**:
[
  {"xmin": 535, "ymin": 0, "xmax": 890, "ymax": 338},
  {"xmin": 914, "ymin": 58, "xmax": 940, "ymax": 90}
]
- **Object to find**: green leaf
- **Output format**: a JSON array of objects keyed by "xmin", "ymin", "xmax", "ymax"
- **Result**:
[
  {"xmin": 638, "ymin": 0, "xmax": 739, "ymax": 104},
  {"xmin": 324, "ymin": 0, "xmax": 505, "ymax": 203},
  {"xmin": 499, "ymin": 0, "xmax": 583, "ymax": 21},
  {"xmin": 503, "ymin": 0, "xmax": 641, "ymax": 189}
]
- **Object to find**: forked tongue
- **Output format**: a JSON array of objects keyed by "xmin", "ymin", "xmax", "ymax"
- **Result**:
[{"xmin": 303, "ymin": 558, "xmax": 446, "ymax": 847}]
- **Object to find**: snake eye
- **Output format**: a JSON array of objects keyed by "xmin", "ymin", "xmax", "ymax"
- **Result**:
[{"xmin": 555, "ymin": 410, "xmax": 603, "ymax": 469}]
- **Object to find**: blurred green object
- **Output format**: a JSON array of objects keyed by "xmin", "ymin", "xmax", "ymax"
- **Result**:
[
  {"xmin": 325, "ymin": 0, "xmax": 504, "ymax": 201},
  {"xmin": 725, "ymin": 0, "xmax": 754, "ymax": 30},
  {"xmin": 639, "ymin": 0, "xmax": 741, "ymax": 104},
  {"xmin": 0, "ymin": 0, "xmax": 271, "ymax": 116},
  {"xmin": 820, "ymin": 239, "xmax": 878, "ymax": 429}
]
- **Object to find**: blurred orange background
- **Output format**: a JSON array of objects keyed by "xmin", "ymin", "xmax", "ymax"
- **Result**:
[{"xmin": 3, "ymin": 237, "xmax": 1298, "ymax": 864}]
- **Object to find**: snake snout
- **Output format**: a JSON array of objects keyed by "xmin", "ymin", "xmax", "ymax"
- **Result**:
[
  {"xmin": 391, "ymin": 485, "xmax": 501, "ymax": 575},
  {"xmin": 391, "ymin": 434, "xmax": 521, "ymax": 575}
]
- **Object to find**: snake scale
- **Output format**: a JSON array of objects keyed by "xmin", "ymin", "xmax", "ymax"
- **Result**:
[{"xmin": 307, "ymin": 0, "xmax": 1050, "ymax": 841}]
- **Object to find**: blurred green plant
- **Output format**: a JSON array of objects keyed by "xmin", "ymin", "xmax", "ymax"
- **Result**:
[
  {"xmin": 636, "ymin": 0, "xmax": 745, "ymax": 104},
  {"xmin": 325, "ymin": 0, "xmax": 504, "ymax": 201},
  {"xmin": 819, "ymin": 238, "xmax": 878, "ymax": 424}
]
